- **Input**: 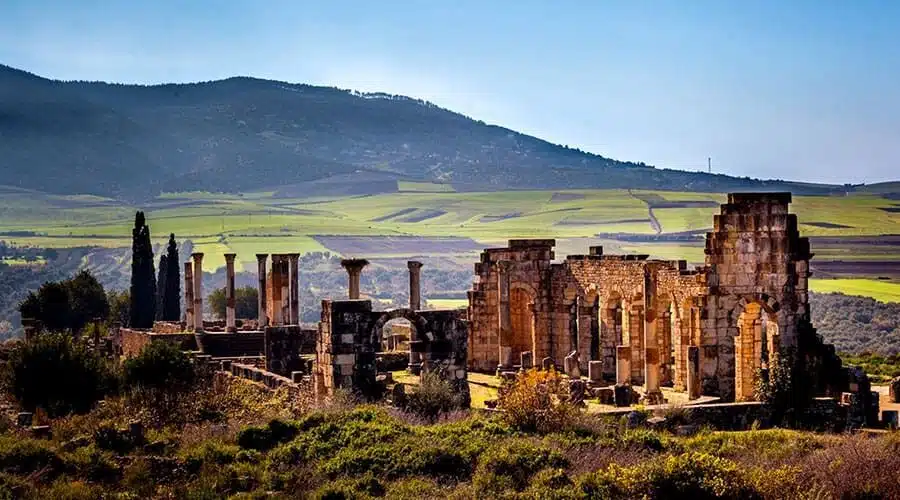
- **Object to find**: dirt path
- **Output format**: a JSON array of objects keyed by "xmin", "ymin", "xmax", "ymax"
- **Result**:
[{"xmin": 627, "ymin": 189, "xmax": 662, "ymax": 234}]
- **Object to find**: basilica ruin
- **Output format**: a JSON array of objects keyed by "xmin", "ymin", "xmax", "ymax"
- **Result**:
[
  {"xmin": 111, "ymin": 192, "xmax": 876, "ymax": 423},
  {"xmin": 467, "ymin": 192, "xmax": 848, "ymax": 403}
]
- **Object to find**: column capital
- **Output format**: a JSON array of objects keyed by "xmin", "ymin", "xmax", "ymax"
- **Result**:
[
  {"xmin": 255, "ymin": 253, "xmax": 268, "ymax": 262},
  {"xmin": 224, "ymin": 253, "xmax": 236, "ymax": 262},
  {"xmin": 288, "ymin": 253, "xmax": 301, "ymax": 261},
  {"xmin": 341, "ymin": 258, "xmax": 369, "ymax": 272},
  {"xmin": 407, "ymin": 260, "xmax": 423, "ymax": 270},
  {"xmin": 191, "ymin": 252, "xmax": 204, "ymax": 261}
]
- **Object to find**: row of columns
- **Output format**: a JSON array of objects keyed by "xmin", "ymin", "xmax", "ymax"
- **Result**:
[
  {"xmin": 182, "ymin": 253, "xmax": 426, "ymax": 331},
  {"xmin": 254, "ymin": 254, "xmax": 300, "ymax": 328}
]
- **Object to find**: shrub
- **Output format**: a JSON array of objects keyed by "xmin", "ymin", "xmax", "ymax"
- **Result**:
[
  {"xmin": 579, "ymin": 452, "xmax": 760, "ymax": 499},
  {"xmin": 123, "ymin": 341, "xmax": 196, "ymax": 392},
  {"xmin": 0, "ymin": 436, "xmax": 64, "ymax": 477},
  {"xmin": 403, "ymin": 370, "xmax": 463, "ymax": 421},
  {"xmin": 473, "ymin": 440, "xmax": 568, "ymax": 494},
  {"xmin": 497, "ymin": 368, "xmax": 579, "ymax": 433},
  {"xmin": 2, "ymin": 332, "xmax": 115, "ymax": 416},
  {"xmin": 236, "ymin": 419, "xmax": 299, "ymax": 451}
]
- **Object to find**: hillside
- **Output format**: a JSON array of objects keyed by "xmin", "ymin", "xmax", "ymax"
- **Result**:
[{"xmin": 0, "ymin": 64, "xmax": 843, "ymax": 200}]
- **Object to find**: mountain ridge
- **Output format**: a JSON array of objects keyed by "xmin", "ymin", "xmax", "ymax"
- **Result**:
[{"xmin": 0, "ymin": 64, "xmax": 850, "ymax": 201}]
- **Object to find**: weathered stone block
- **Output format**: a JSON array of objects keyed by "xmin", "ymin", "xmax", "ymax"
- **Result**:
[
  {"xmin": 541, "ymin": 356, "xmax": 555, "ymax": 371},
  {"xmin": 588, "ymin": 360, "xmax": 603, "ymax": 382},
  {"xmin": 520, "ymin": 351, "xmax": 533, "ymax": 370},
  {"xmin": 614, "ymin": 383, "xmax": 632, "ymax": 407},
  {"xmin": 569, "ymin": 379, "xmax": 586, "ymax": 406},
  {"xmin": 564, "ymin": 351, "xmax": 581, "ymax": 378},
  {"xmin": 16, "ymin": 412, "xmax": 33, "ymax": 427}
]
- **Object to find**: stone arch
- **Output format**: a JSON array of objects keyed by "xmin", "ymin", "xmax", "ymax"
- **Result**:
[
  {"xmin": 730, "ymin": 295, "xmax": 782, "ymax": 401},
  {"xmin": 656, "ymin": 293, "xmax": 678, "ymax": 387},
  {"xmin": 369, "ymin": 308, "xmax": 429, "ymax": 349},
  {"xmin": 508, "ymin": 282, "xmax": 537, "ymax": 363},
  {"xmin": 596, "ymin": 290, "xmax": 625, "ymax": 381}
]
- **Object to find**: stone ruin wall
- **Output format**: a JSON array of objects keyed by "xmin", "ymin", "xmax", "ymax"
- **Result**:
[
  {"xmin": 316, "ymin": 299, "xmax": 470, "ymax": 404},
  {"xmin": 467, "ymin": 192, "xmax": 850, "ymax": 403}
]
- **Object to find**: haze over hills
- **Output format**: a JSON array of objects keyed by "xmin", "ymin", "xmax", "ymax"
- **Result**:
[{"xmin": 0, "ymin": 64, "xmax": 855, "ymax": 201}]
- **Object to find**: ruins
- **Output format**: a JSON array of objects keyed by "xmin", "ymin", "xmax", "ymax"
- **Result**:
[
  {"xmin": 111, "ymin": 192, "xmax": 874, "ymax": 423},
  {"xmin": 116, "ymin": 253, "xmax": 470, "ymax": 405},
  {"xmin": 467, "ymin": 192, "xmax": 847, "ymax": 403}
]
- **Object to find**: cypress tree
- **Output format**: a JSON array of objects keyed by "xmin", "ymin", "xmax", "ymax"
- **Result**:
[
  {"xmin": 156, "ymin": 254, "xmax": 168, "ymax": 321},
  {"xmin": 162, "ymin": 233, "xmax": 181, "ymax": 321},
  {"xmin": 130, "ymin": 211, "xmax": 157, "ymax": 328}
]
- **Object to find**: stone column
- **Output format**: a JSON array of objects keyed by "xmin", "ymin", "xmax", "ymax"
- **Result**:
[
  {"xmin": 643, "ymin": 269, "xmax": 663, "ymax": 402},
  {"xmin": 184, "ymin": 262, "xmax": 194, "ymax": 329},
  {"xmin": 256, "ymin": 254, "xmax": 268, "ymax": 327},
  {"xmin": 288, "ymin": 253, "xmax": 300, "ymax": 325},
  {"xmin": 407, "ymin": 261, "xmax": 423, "ymax": 310},
  {"xmin": 224, "ymin": 253, "xmax": 237, "ymax": 332},
  {"xmin": 497, "ymin": 261, "xmax": 512, "ymax": 370},
  {"xmin": 616, "ymin": 345, "xmax": 631, "ymax": 384},
  {"xmin": 191, "ymin": 253, "xmax": 204, "ymax": 332},
  {"xmin": 340, "ymin": 258, "xmax": 369, "ymax": 299},
  {"xmin": 271, "ymin": 255, "xmax": 284, "ymax": 326},
  {"xmin": 687, "ymin": 345, "xmax": 701, "ymax": 400}
]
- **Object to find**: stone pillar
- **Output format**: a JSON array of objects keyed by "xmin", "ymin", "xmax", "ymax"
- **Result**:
[
  {"xmin": 687, "ymin": 346, "xmax": 701, "ymax": 400},
  {"xmin": 224, "ymin": 253, "xmax": 237, "ymax": 332},
  {"xmin": 497, "ymin": 261, "xmax": 512, "ymax": 370},
  {"xmin": 407, "ymin": 260, "xmax": 423, "ymax": 311},
  {"xmin": 256, "ymin": 254, "xmax": 268, "ymax": 327},
  {"xmin": 643, "ymin": 269, "xmax": 663, "ymax": 401},
  {"xmin": 191, "ymin": 253, "xmax": 204, "ymax": 332},
  {"xmin": 271, "ymin": 255, "xmax": 284, "ymax": 326},
  {"xmin": 184, "ymin": 262, "xmax": 194, "ymax": 329},
  {"xmin": 616, "ymin": 345, "xmax": 631, "ymax": 384},
  {"xmin": 341, "ymin": 258, "xmax": 369, "ymax": 299},
  {"xmin": 288, "ymin": 253, "xmax": 300, "ymax": 325}
]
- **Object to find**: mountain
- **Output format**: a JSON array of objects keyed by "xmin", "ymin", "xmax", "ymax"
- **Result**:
[{"xmin": 0, "ymin": 64, "xmax": 843, "ymax": 200}]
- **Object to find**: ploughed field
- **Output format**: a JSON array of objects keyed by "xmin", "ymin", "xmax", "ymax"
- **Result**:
[{"xmin": 0, "ymin": 182, "xmax": 898, "ymax": 301}]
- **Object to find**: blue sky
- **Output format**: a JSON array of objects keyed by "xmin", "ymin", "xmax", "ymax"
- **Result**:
[{"xmin": 2, "ymin": 0, "xmax": 898, "ymax": 184}]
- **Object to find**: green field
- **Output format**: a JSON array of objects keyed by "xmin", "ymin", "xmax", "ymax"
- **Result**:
[
  {"xmin": 426, "ymin": 298, "xmax": 469, "ymax": 309},
  {"xmin": 0, "ymin": 186, "xmax": 897, "ymax": 279},
  {"xmin": 809, "ymin": 278, "xmax": 900, "ymax": 303}
]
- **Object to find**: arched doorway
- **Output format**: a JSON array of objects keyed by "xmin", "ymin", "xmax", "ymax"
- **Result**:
[
  {"xmin": 509, "ymin": 286, "xmax": 535, "ymax": 362},
  {"xmin": 380, "ymin": 317, "xmax": 414, "ymax": 352},
  {"xmin": 599, "ymin": 293, "xmax": 624, "ymax": 381},
  {"xmin": 734, "ymin": 299, "xmax": 780, "ymax": 401}
]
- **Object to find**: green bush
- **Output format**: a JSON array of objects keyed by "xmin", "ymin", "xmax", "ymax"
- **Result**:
[
  {"xmin": 2, "ymin": 332, "xmax": 115, "ymax": 416},
  {"xmin": 579, "ymin": 452, "xmax": 760, "ymax": 499},
  {"xmin": 0, "ymin": 472, "xmax": 31, "ymax": 499},
  {"xmin": 403, "ymin": 369, "xmax": 463, "ymax": 420},
  {"xmin": 236, "ymin": 419, "xmax": 299, "ymax": 451},
  {"xmin": 497, "ymin": 368, "xmax": 580, "ymax": 433},
  {"xmin": 0, "ymin": 436, "xmax": 64, "ymax": 477},
  {"xmin": 123, "ymin": 341, "xmax": 196, "ymax": 392},
  {"xmin": 473, "ymin": 440, "xmax": 568, "ymax": 494},
  {"xmin": 64, "ymin": 444, "xmax": 121, "ymax": 483}
]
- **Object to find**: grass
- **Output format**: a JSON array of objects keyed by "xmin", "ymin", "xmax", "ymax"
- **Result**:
[
  {"xmin": 809, "ymin": 278, "xmax": 900, "ymax": 303},
  {"xmin": 426, "ymin": 298, "xmax": 468, "ymax": 310}
]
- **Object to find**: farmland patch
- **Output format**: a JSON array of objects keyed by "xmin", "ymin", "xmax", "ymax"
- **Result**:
[
  {"xmin": 313, "ymin": 235, "xmax": 483, "ymax": 256},
  {"xmin": 550, "ymin": 192, "xmax": 585, "ymax": 203},
  {"xmin": 398, "ymin": 209, "xmax": 447, "ymax": 223}
]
